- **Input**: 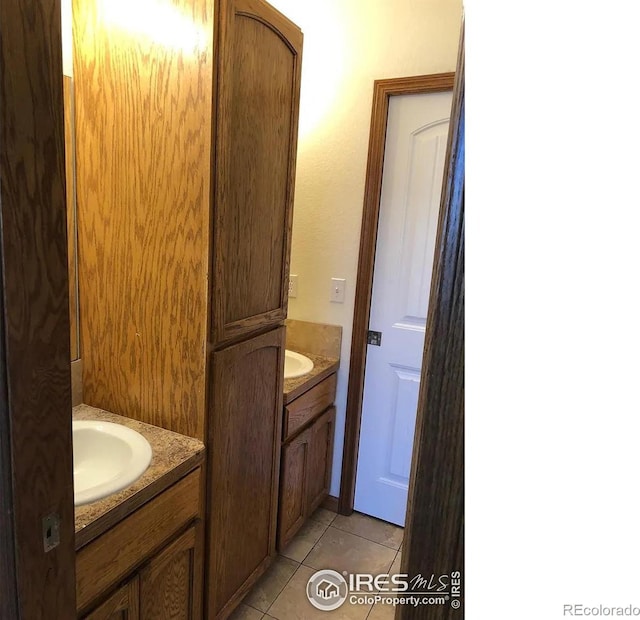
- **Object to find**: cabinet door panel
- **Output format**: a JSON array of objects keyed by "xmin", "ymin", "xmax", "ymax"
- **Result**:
[
  {"xmin": 212, "ymin": 0, "xmax": 303, "ymax": 345},
  {"xmin": 278, "ymin": 428, "xmax": 310, "ymax": 549},
  {"xmin": 307, "ymin": 407, "xmax": 336, "ymax": 515},
  {"xmin": 139, "ymin": 524, "xmax": 202, "ymax": 620},
  {"xmin": 208, "ymin": 327, "xmax": 284, "ymax": 617},
  {"xmin": 82, "ymin": 577, "xmax": 139, "ymax": 620}
]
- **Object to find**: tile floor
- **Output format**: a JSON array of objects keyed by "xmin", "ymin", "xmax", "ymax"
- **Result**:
[{"xmin": 229, "ymin": 508, "xmax": 403, "ymax": 620}]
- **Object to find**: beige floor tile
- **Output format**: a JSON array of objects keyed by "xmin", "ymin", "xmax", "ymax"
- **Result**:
[
  {"xmin": 303, "ymin": 527, "xmax": 396, "ymax": 576},
  {"xmin": 366, "ymin": 600, "xmax": 398, "ymax": 620},
  {"xmin": 244, "ymin": 555, "xmax": 300, "ymax": 612},
  {"xmin": 267, "ymin": 564, "xmax": 371, "ymax": 620},
  {"xmin": 389, "ymin": 552, "xmax": 401, "ymax": 576},
  {"xmin": 332, "ymin": 513, "xmax": 403, "ymax": 550},
  {"xmin": 309, "ymin": 507, "xmax": 337, "ymax": 526},
  {"xmin": 364, "ymin": 551, "xmax": 407, "ymax": 619},
  {"xmin": 280, "ymin": 518, "xmax": 329, "ymax": 563},
  {"xmin": 228, "ymin": 603, "xmax": 264, "ymax": 620}
]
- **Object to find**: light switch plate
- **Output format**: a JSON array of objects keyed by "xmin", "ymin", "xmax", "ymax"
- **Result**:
[{"xmin": 330, "ymin": 278, "xmax": 346, "ymax": 303}]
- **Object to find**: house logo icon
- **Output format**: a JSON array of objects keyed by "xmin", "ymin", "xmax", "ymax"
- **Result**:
[{"xmin": 306, "ymin": 569, "xmax": 348, "ymax": 611}]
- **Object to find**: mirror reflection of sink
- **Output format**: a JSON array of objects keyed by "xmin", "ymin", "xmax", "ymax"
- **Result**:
[
  {"xmin": 73, "ymin": 420, "xmax": 152, "ymax": 506},
  {"xmin": 284, "ymin": 350, "xmax": 314, "ymax": 379}
]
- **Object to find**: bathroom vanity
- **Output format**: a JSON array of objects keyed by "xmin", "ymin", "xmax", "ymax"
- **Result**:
[
  {"xmin": 73, "ymin": 406, "xmax": 205, "ymax": 619},
  {"xmin": 278, "ymin": 320, "xmax": 341, "ymax": 549}
]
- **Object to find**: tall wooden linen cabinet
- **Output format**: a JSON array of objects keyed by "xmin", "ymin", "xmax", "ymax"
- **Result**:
[{"xmin": 72, "ymin": 0, "xmax": 303, "ymax": 617}]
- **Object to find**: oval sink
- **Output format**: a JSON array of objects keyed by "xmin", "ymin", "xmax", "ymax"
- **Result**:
[
  {"xmin": 73, "ymin": 420, "xmax": 152, "ymax": 506},
  {"xmin": 284, "ymin": 350, "xmax": 314, "ymax": 379}
]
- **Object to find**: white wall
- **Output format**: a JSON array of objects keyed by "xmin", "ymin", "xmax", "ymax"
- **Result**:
[
  {"xmin": 269, "ymin": 0, "xmax": 463, "ymax": 495},
  {"xmin": 61, "ymin": 0, "xmax": 73, "ymax": 76}
]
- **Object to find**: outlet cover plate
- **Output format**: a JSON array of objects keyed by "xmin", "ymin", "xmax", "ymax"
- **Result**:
[{"xmin": 289, "ymin": 274, "xmax": 298, "ymax": 298}]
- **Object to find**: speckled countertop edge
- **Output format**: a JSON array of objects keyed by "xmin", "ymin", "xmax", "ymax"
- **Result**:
[
  {"xmin": 283, "ymin": 350, "xmax": 339, "ymax": 404},
  {"xmin": 73, "ymin": 404, "xmax": 204, "ymax": 547}
]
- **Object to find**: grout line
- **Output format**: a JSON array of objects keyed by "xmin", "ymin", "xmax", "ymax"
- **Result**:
[
  {"xmin": 245, "ymin": 602, "xmax": 266, "ymax": 614},
  {"xmin": 262, "ymin": 557, "xmax": 303, "ymax": 618},
  {"xmin": 307, "ymin": 509, "xmax": 337, "ymax": 527},
  {"xmin": 328, "ymin": 522, "xmax": 403, "ymax": 551},
  {"xmin": 298, "ymin": 524, "xmax": 335, "ymax": 568}
]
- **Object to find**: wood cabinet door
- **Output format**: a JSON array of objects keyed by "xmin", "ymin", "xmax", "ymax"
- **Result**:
[
  {"xmin": 139, "ymin": 525, "xmax": 203, "ymax": 620},
  {"xmin": 306, "ymin": 407, "xmax": 336, "ymax": 515},
  {"xmin": 208, "ymin": 327, "xmax": 285, "ymax": 617},
  {"xmin": 212, "ymin": 0, "xmax": 303, "ymax": 346},
  {"xmin": 82, "ymin": 577, "xmax": 139, "ymax": 620},
  {"xmin": 278, "ymin": 427, "xmax": 311, "ymax": 549}
]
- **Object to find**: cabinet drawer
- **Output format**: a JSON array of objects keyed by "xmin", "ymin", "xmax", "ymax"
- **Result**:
[
  {"xmin": 76, "ymin": 468, "xmax": 201, "ymax": 613},
  {"xmin": 284, "ymin": 373, "xmax": 336, "ymax": 441}
]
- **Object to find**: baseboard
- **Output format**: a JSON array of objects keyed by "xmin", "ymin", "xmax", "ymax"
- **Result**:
[{"xmin": 321, "ymin": 494, "xmax": 339, "ymax": 512}]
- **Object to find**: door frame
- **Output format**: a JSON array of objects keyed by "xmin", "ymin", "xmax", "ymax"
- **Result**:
[
  {"xmin": 0, "ymin": 0, "xmax": 76, "ymax": 616},
  {"xmin": 400, "ymin": 19, "xmax": 464, "ymax": 618},
  {"xmin": 339, "ymin": 72, "xmax": 455, "ymax": 515}
]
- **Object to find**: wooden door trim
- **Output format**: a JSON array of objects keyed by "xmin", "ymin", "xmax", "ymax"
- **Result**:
[
  {"xmin": 0, "ymin": 308, "xmax": 18, "ymax": 620},
  {"xmin": 0, "ymin": 0, "xmax": 76, "ymax": 616},
  {"xmin": 401, "ymin": 20, "xmax": 464, "ymax": 619},
  {"xmin": 339, "ymin": 72, "xmax": 455, "ymax": 515}
]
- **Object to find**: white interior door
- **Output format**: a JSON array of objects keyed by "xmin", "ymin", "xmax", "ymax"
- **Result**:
[{"xmin": 354, "ymin": 90, "xmax": 452, "ymax": 526}]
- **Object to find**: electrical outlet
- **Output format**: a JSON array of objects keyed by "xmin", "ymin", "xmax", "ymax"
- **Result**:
[
  {"xmin": 330, "ymin": 278, "xmax": 346, "ymax": 303},
  {"xmin": 289, "ymin": 274, "xmax": 298, "ymax": 298}
]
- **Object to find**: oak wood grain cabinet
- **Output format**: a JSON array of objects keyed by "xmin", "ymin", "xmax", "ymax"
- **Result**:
[
  {"xmin": 208, "ymin": 327, "xmax": 284, "ymax": 617},
  {"xmin": 78, "ymin": 471, "xmax": 204, "ymax": 619},
  {"xmin": 83, "ymin": 578, "xmax": 140, "ymax": 620},
  {"xmin": 278, "ymin": 376, "xmax": 337, "ymax": 550},
  {"xmin": 73, "ymin": 0, "xmax": 302, "ymax": 617},
  {"xmin": 74, "ymin": 0, "xmax": 302, "ymax": 439},
  {"xmin": 139, "ymin": 526, "xmax": 203, "ymax": 619},
  {"xmin": 81, "ymin": 526, "xmax": 202, "ymax": 620}
]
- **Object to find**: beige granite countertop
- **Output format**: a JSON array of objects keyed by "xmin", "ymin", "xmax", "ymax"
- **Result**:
[
  {"xmin": 283, "ymin": 350, "xmax": 339, "ymax": 404},
  {"xmin": 73, "ymin": 404, "xmax": 205, "ymax": 549}
]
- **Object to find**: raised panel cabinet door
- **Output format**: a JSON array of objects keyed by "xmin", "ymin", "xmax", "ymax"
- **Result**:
[
  {"xmin": 212, "ymin": 0, "xmax": 303, "ymax": 345},
  {"xmin": 139, "ymin": 525, "xmax": 203, "ymax": 620},
  {"xmin": 208, "ymin": 327, "xmax": 285, "ymax": 618},
  {"xmin": 306, "ymin": 407, "xmax": 336, "ymax": 515},
  {"xmin": 278, "ymin": 427, "xmax": 311, "ymax": 550},
  {"xmin": 82, "ymin": 577, "xmax": 140, "ymax": 620}
]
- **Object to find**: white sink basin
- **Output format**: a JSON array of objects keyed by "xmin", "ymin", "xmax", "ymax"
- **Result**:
[
  {"xmin": 284, "ymin": 350, "xmax": 314, "ymax": 379},
  {"xmin": 73, "ymin": 420, "xmax": 152, "ymax": 506}
]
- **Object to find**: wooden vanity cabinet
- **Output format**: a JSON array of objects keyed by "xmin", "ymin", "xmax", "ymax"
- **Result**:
[
  {"xmin": 82, "ymin": 524, "xmax": 202, "ymax": 620},
  {"xmin": 278, "ymin": 375, "xmax": 337, "ymax": 550},
  {"xmin": 82, "ymin": 525, "xmax": 201, "ymax": 620},
  {"xmin": 78, "ymin": 470, "xmax": 203, "ymax": 619}
]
